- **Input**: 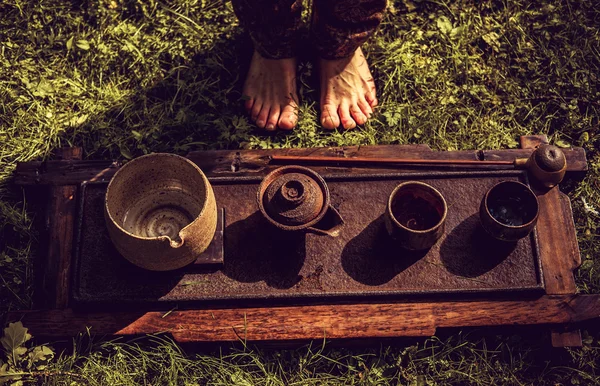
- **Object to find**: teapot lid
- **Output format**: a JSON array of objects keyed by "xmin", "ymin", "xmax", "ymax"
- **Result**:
[
  {"xmin": 260, "ymin": 167, "xmax": 326, "ymax": 226},
  {"xmin": 534, "ymin": 144, "xmax": 566, "ymax": 172}
]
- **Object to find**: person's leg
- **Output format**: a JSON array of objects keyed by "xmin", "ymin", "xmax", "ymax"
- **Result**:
[
  {"xmin": 311, "ymin": 0, "xmax": 387, "ymax": 129},
  {"xmin": 232, "ymin": 0, "xmax": 302, "ymax": 130}
]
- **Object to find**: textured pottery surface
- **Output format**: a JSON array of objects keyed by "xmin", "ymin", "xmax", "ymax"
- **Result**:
[
  {"xmin": 105, "ymin": 153, "xmax": 217, "ymax": 271},
  {"xmin": 385, "ymin": 181, "xmax": 447, "ymax": 250},
  {"xmin": 480, "ymin": 180, "xmax": 539, "ymax": 241},
  {"xmin": 528, "ymin": 144, "xmax": 567, "ymax": 188},
  {"xmin": 258, "ymin": 166, "xmax": 329, "ymax": 231}
]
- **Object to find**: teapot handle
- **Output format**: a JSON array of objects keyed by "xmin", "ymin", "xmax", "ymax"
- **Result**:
[{"xmin": 307, "ymin": 205, "xmax": 345, "ymax": 237}]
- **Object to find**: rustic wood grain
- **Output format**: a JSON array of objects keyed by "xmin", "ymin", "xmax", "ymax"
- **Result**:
[
  {"xmin": 548, "ymin": 191, "xmax": 583, "ymax": 346},
  {"xmin": 551, "ymin": 329, "xmax": 583, "ymax": 347},
  {"xmin": 519, "ymin": 135, "xmax": 583, "ymax": 347},
  {"xmin": 519, "ymin": 135, "xmax": 549, "ymax": 149},
  {"xmin": 7, "ymin": 295, "xmax": 600, "ymax": 342},
  {"xmin": 521, "ymin": 135, "xmax": 580, "ymax": 295},
  {"xmin": 39, "ymin": 147, "xmax": 82, "ymax": 309},
  {"xmin": 14, "ymin": 145, "xmax": 587, "ymax": 186},
  {"xmin": 535, "ymin": 188, "xmax": 583, "ymax": 295}
]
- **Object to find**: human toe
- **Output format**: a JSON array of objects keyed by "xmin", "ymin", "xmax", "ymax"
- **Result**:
[
  {"xmin": 255, "ymin": 105, "xmax": 270, "ymax": 129},
  {"xmin": 265, "ymin": 107, "xmax": 280, "ymax": 131},
  {"xmin": 365, "ymin": 89, "xmax": 378, "ymax": 107},
  {"xmin": 357, "ymin": 98, "xmax": 373, "ymax": 118},
  {"xmin": 350, "ymin": 104, "xmax": 367, "ymax": 126},
  {"xmin": 321, "ymin": 104, "xmax": 341, "ymax": 130},
  {"xmin": 244, "ymin": 98, "xmax": 254, "ymax": 112},
  {"xmin": 338, "ymin": 103, "xmax": 357, "ymax": 130},
  {"xmin": 251, "ymin": 100, "xmax": 263, "ymax": 121},
  {"xmin": 278, "ymin": 104, "xmax": 297, "ymax": 130}
]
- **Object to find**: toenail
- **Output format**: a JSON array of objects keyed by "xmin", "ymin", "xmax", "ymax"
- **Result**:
[
  {"xmin": 256, "ymin": 120, "xmax": 265, "ymax": 127},
  {"xmin": 266, "ymin": 123, "xmax": 274, "ymax": 130}
]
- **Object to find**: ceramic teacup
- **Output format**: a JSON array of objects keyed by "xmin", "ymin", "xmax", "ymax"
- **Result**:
[
  {"xmin": 385, "ymin": 181, "xmax": 447, "ymax": 250},
  {"xmin": 480, "ymin": 180, "xmax": 539, "ymax": 241}
]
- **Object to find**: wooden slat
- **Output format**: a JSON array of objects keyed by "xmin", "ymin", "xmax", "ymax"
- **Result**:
[
  {"xmin": 521, "ymin": 134, "xmax": 581, "ymax": 295},
  {"xmin": 519, "ymin": 135, "xmax": 584, "ymax": 347},
  {"xmin": 536, "ymin": 189, "xmax": 580, "ymax": 294},
  {"xmin": 39, "ymin": 147, "xmax": 82, "ymax": 309},
  {"xmin": 519, "ymin": 135, "xmax": 549, "ymax": 149},
  {"xmin": 13, "ymin": 145, "xmax": 587, "ymax": 186},
  {"xmin": 7, "ymin": 295, "xmax": 600, "ymax": 342},
  {"xmin": 551, "ymin": 329, "xmax": 583, "ymax": 347},
  {"xmin": 550, "ymin": 191, "xmax": 583, "ymax": 346}
]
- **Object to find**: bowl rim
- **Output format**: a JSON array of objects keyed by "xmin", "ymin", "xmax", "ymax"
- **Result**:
[
  {"xmin": 104, "ymin": 153, "xmax": 212, "ymax": 245},
  {"xmin": 386, "ymin": 181, "xmax": 448, "ymax": 234},
  {"xmin": 482, "ymin": 180, "xmax": 540, "ymax": 229}
]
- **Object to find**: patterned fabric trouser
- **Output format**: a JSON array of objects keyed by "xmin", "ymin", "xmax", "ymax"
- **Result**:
[{"xmin": 231, "ymin": 0, "xmax": 387, "ymax": 60}]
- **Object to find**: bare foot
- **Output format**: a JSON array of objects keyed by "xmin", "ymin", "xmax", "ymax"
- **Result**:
[
  {"xmin": 243, "ymin": 51, "xmax": 299, "ymax": 131},
  {"xmin": 319, "ymin": 47, "xmax": 378, "ymax": 130}
]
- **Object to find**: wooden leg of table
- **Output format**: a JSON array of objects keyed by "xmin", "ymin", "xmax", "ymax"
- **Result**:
[
  {"xmin": 551, "ymin": 329, "xmax": 583, "ymax": 348},
  {"xmin": 38, "ymin": 147, "xmax": 82, "ymax": 309}
]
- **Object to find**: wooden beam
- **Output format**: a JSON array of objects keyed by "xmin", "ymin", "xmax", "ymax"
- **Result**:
[
  {"xmin": 519, "ymin": 135, "xmax": 584, "ymax": 347},
  {"xmin": 38, "ymin": 147, "xmax": 82, "ymax": 309},
  {"xmin": 7, "ymin": 295, "xmax": 600, "ymax": 342},
  {"xmin": 519, "ymin": 135, "xmax": 549, "ymax": 149},
  {"xmin": 13, "ymin": 146, "xmax": 587, "ymax": 186}
]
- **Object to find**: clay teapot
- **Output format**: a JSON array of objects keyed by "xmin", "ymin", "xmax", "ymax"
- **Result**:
[
  {"xmin": 257, "ymin": 166, "xmax": 344, "ymax": 236},
  {"xmin": 104, "ymin": 153, "xmax": 217, "ymax": 271}
]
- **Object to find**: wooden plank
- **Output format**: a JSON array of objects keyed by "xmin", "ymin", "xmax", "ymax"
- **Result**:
[
  {"xmin": 15, "ymin": 159, "xmax": 122, "ymax": 185},
  {"xmin": 519, "ymin": 135, "xmax": 583, "ymax": 348},
  {"xmin": 536, "ymin": 188, "xmax": 580, "ymax": 294},
  {"xmin": 13, "ymin": 146, "xmax": 587, "ymax": 186},
  {"xmin": 7, "ymin": 295, "xmax": 600, "ymax": 342},
  {"xmin": 550, "ymin": 192, "xmax": 583, "ymax": 347},
  {"xmin": 519, "ymin": 135, "xmax": 549, "ymax": 149},
  {"xmin": 521, "ymin": 135, "xmax": 581, "ymax": 295},
  {"xmin": 38, "ymin": 147, "xmax": 82, "ymax": 309},
  {"xmin": 551, "ymin": 329, "xmax": 583, "ymax": 347}
]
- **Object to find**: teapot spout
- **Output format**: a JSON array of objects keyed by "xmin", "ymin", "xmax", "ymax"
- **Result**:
[{"xmin": 307, "ymin": 205, "xmax": 345, "ymax": 237}]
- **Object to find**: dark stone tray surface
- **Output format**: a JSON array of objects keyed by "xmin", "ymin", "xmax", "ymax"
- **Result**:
[{"xmin": 72, "ymin": 170, "xmax": 544, "ymax": 305}]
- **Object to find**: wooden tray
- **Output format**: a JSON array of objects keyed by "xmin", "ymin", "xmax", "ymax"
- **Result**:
[{"xmin": 7, "ymin": 136, "xmax": 599, "ymax": 347}]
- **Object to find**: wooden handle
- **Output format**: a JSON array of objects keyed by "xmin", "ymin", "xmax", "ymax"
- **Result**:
[{"xmin": 270, "ymin": 155, "xmax": 514, "ymax": 167}]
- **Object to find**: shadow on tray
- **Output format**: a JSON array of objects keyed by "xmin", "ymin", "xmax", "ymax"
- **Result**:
[
  {"xmin": 341, "ymin": 214, "xmax": 426, "ymax": 286},
  {"xmin": 223, "ymin": 211, "xmax": 306, "ymax": 289},
  {"xmin": 439, "ymin": 214, "xmax": 516, "ymax": 278}
]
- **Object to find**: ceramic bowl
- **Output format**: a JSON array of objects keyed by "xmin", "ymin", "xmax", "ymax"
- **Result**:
[{"xmin": 104, "ymin": 153, "xmax": 217, "ymax": 271}]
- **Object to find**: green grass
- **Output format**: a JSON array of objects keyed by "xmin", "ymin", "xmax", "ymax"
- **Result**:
[
  {"xmin": 2, "ymin": 330, "xmax": 599, "ymax": 385},
  {"xmin": 1, "ymin": 0, "xmax": 599, "ymax": 384}
]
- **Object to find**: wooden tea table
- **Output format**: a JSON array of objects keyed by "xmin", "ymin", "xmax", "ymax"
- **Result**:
[{"xmin": 7, "ymin": 135, "xmax": 599, "ymax": 347}]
